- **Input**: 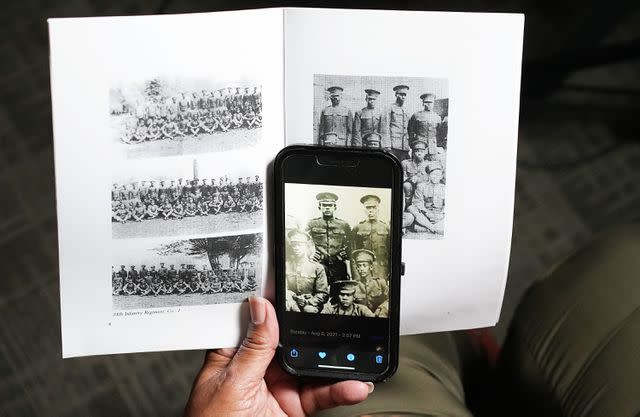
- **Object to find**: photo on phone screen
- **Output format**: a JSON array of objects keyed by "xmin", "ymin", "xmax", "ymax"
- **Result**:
[{"xmin": 284, "ymin": 183, "xmax": 391, "ymax": 318}]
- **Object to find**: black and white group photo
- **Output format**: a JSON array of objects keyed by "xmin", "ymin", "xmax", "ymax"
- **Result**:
[
  {"xmin": 284, "ymin": 183, "xmax": 392, "ymax": 318},
  {"xmin": 112, "ymin": 156, "xmax": 263, "ymax": 239},
  {"xmin": 313, "ymin": 74, "xmax": 449, "ymax": 239},
  {"xmin": 110, "ymin": 77, "xmax": 262, "ymax": 159},
  {"xmin": 112, "ymin": 233, "xmax": 262, "ymax": 310}
]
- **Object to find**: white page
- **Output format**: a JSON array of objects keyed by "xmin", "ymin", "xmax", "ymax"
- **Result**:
[
  {"xmin": 284, "ymin": 8, "xmax": 524, "ymax": 333},
  {"xmin": 50, "ymin": 9, "xmax": 284, "ymax": 358}
]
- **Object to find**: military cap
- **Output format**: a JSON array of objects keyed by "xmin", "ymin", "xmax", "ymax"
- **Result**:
[
  {"xmin": 393, "ymin": 85, "xmax": 409, "ymax": 93},
  {"xmin": 120, "ymin": 265, "xmax": 125, "ymax": 268},
  {"xmin": 150, "ymin": 265, "xmax": 156, "ymax": 269},
  {"xmin": 411, "ymin": 140, "xmax": 428, "ymax": 150},
  {"xmin": 180, "ymin": 264, "xmax": 186, "ymax": 266},
  {"xmin": 363, "ymin": 132, "xmax": 382, "ymax": 147},
  {"xmin": 426, "ymin": 162, "xmax": 444, "ymax": 173},
  {"xmin": 170, "ymin": 264, "xmax": 174, "ymax": 267},
  {"xmin": 288, "ymin": 229, "xmax": 312, "ymax": 241},
  {"xmin": 160, "ymin": 262, "xmax": 165, "ymax": 265},
  {"xmin": 334, "ymin": 280, "xmax": 359, "ymax": 294},
  {"xmin": 130, "ymin": 265, "xmax": 135, "ymax": 268},
  {"xmin": 327, "ymin": 86, "xmax": 344, "ymax": 95},
  {"xmin": 360, "ymin": 194, "xmax": 381, "ymax": 205},
  {"xmin": 141, "ymin": 264, "xmax": 146, "ymax": 267},
  {"xmin": 352, "ymin": 249, "xmax": 376, "ymax": 264},
  {"xmin": 365, "ymin": 89, "xmax": 381, "ymax": 97},
  {"xmin": 316, "ymin": 192, "xmax": 339, "ymax": 203},
  {"xmin": 420, "ymin": 93, "xmax": 436, "ymax": 101}
]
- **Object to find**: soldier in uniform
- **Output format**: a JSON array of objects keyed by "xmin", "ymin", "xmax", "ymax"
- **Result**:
[
  {"xmin": 351, "ymin": 249, "xmax": 388, "ymax": 313},
  {"xmin": 408, "ymin": 93, "xmax": 442, "ymax": 156},
  {"xmin": 317, "ymin": 86, "xmax": 353, "ymax": 146},
  {"xmin": 306, "ymin": 192, "xmax": 352, "ymax": 291},
  {"xmin": 128, "ymin": 265, "xmax": 139, "ymax": 286},
  {"xmin": 146, "ymin": 199, "xmax": 159, "ymax": 219},
  {"xmin": 139, "ymin": 264, "xmax": 149, "ymax": 283},
  {"xmin": 131, "ymin": 201, "xmax": 146, "ymax": 222},
  {"xmin": 386, "ymin": 85, "xmax": 412, "ymax": 161},
  {"xmin": 285, "ymin": 230, "xmax": 329, "ymax": 313},
  {"xmin": 407, "ymin": 164, "xmax": 445, "ymax": 235},
  {"xmin": 401, "ymin": 139, "xmax": 430, "ymax": 207},
  {"xmin": 165, "ymin": 264, "xmax": 178, "ymax": 294},
  {"xmin": 362, "ymin": 132, "xmax": 382, "ymax": 148},
  {"xmin": 352, "ymin": 194, "xmax": 390, "ymax": 280},
  {"xmin": 321, "ymin": 280, "xmax": 375, "ymax": 317},
  {"xmin": 352, "ymin": 89, "xmax": 385, "ymax": 147}
]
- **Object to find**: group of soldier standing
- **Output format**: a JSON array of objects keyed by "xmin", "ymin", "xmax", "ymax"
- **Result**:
[
  {"xmin": 317, "ymin": 85, "xmax": 447, "ymax": 235},
  {"xmin": 112, "ymin": 263, "xmax": 257, "ymax": 296},
  {"xmin": 286, "ymin": 192, "xmax": 390, "ymax": 318},
  {"xmin": 118, "ymin": 86, "xmax": 262, "ymax": 144},
  {"xmin": 111, "ymin": 176, "xmax": 263, "ymax": 223}
]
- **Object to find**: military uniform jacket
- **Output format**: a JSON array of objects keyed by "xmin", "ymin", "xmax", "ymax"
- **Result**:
[
  {"xmin": 306, "ymin": 217, "xmax": 352, "ymax": 258},
  {"xmin": 318, "ymin": 105, "xmax": 353, "ymax": 146},
  {"xmin": 352, "ymin": 220, "xmax": 390, "ymax": 266},
  {"xmin": 352, "ymin": 107, "xmax": 385, "ymax": 147},
  {"xmin": 286, "ymin": 258, "xmax": 329, "ymax": 305},
  {"xmin": 402, "ymin": 159, "xmax": 429, "ymax": 185},
  {"xmin": 408, "ymin": 111, "xmax": 442, "ymax": 142},
  {"xmin": 387, "ymin": 103, "xmax": 411, "ymax": 151},
  {"xmin": 355, "ymin": 276, "xmax": 388, "ymax": 310},
  {"xmin": 321, "ymin": 302, "xmax": 375, "ymax": 317}
]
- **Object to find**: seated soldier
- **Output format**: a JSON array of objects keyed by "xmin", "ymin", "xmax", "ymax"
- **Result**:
[
  {"xmin": 222, "ymin": 195, "xmax": 236, "ymax": 213},
  {"xmin": 244, "ymin": 106, "xmax": 259, "ymax": 129},
  {"xmin": 285, "ymin": 230, "xmax": 329, "ymax": 313},
  {"xmin": 189, "ymin": 113, "xmax": 201, "ymax": 136},
  {"xmin": 150, "ymin": 273, "xmax": 163, "ymax": 296},
  {"xmin": 112, "ymin": 267, "xmax": 123, "ymax": 296},
  {"xmin": 407, "ymin": 164, "xmax": 445, "ymax": 235},
  {"xmin": 235, "ymin": 194, "xmax": 248, "ymax": 213},
  {"xmin": 162, "ymin": 114, "xmax": 180, "ymax": 140},
  {"xmin": 202, "ymin": 112, "xmax": 218, "ymax": 134},
  {"xmin": 175, "ymin": 274, "xmax": 188, "ymax": 294},
  {"xmin": 321, "ymin": 280, "xmax": 375, "ymax": 317},
  {"xmin": 218, "ymin": 111, "xmax": 231, "ymax": 132},
  {"xmin": 402, "ymin": 140, "xmax": 430, "ymax": 207},
  {"xmin": 177, "ymin": 114, "xmax": 190, "ymax": 137},
  {"xmin": 184, "ymin": 198, "xmax": 197, "ymax": 217},
  {"xmin": 247, "ymin": 194, "xmax": 260, "ymax": 212},
  {"xmin": 136, "ymin": 275, "xmax": 152, "ymax": 296},
  {"xmin": 172, "ymin": 199, "xmax": 185, "ymax": 219},
  {"xmin": 231, "ymin": 111, "xmax": 244, "ymax": 129},
  {"xmin": 146, "ymin": 118, "xmax": 162, "ymax": 141},
  {"xmin": 161, "ymin": 200, "xmax": 174, "ymax": 220},
  {"xmin": 114, "ymin": 202, "xmax": 130, "ymax": 224},
  {"xmin": 131, "ymin": 202, "xmax": 146, "ymax": 222},
  {"xmin": 209, "ymin": 275, "xmax": 222, "ymax": 293},
  {"xmin": 352, "ymin": 249, "xmax": 388, "ymax": 313},
  {"xmin": 122, "ymin": 274, "xmax": 137, "ymax": 295},
  {"xmin": 197, "ymin": 198, "xmax": 208, "ymax": 216},
  {"xmin": 146, "ymin": 199, "xmax": 160, "ymax": 219},
  {"xmin": 131, "ymin": 118, "xmax": 148, "ymax": 143}
]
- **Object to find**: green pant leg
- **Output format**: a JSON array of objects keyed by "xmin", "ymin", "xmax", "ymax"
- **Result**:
[
  {"xmin": 499, "ymin": 224, "xmax": 640, "ymax": 417},
  {"xmin": 313, "ymin": 332, "xmax": 471, "ymax": 417}
]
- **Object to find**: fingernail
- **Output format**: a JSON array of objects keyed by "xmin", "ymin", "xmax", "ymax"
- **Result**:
[
  {"xmin": 365, "ymin": 382, "xmax": 375, "ymax": 393},
  {"xmin": 249, "ymin": 296, "xmax": 266, "ymax": 325}
]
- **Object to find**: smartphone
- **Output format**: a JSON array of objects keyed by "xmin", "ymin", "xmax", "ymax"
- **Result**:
[{"xmin": 274, "ymin": 145, "xmax": 403, "ymax": 382}]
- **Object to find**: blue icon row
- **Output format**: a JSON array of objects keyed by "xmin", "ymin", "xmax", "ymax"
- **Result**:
[{"xmin": 289, "ymin": 348, "xmax": 384, "ymax": 364}]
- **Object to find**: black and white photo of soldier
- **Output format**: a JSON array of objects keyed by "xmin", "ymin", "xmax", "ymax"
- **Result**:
[
  {"xmin": 110, "ymin": 78, "xmax": 262, "ymax": 159},
  {"xmin": 284, "ymin": 183, "xmax": 391, "ymax": 318},
  {"xmin": 112, "ymin": 233, "xmax": 262, "ymax": 310},
  {"xmin": 313, "ymin": 74, "xmax": 448, "ymax": 240},
  {"xmin": 112, "ymin": 156, "xmax": 263, "ymax": 239}
]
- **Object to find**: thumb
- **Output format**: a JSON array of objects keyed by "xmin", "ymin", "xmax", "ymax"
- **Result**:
[{"xmin": 227, "ymin": 296, "xmax": 279, "ymax": 384}]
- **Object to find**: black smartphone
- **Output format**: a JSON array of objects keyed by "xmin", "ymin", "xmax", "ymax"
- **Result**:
[{"xmin": 274, "ymin": 145, "xmax": 403, "ymax": 382}]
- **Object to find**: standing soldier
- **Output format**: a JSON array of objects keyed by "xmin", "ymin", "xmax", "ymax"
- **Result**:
[
  {"xmin": 408, "ymin": 93, "xmax": 442, "ymax": 156},
  {"xmin": 386, "ymin": 85, "xmax": 411, "ymax": 161},
  {"xmin": 285, "ymin": 230, "xmax": 329, "ymax": 313},
  {"xmin": 352, "ymin": 194, "xmax": 390, "ymax": 279},
  {"xmin": 317, "ymin": 86, "xmax": 353, "ymax": 146},
  {"xmin": 306, "ymin": 192, "xmax": 352, "ymax": 291},
  {"xmin": 147, "ymin": 180, "xmax": 158, "ymax": 202},
  {"xmin": 352, "ymin": 89, "xmax": 385, "ymax": 147}
]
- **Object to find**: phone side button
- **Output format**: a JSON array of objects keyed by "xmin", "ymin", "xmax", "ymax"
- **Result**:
[{"xmin": 401, "ymin": 262, "xmax": 405, "ymax": 276}]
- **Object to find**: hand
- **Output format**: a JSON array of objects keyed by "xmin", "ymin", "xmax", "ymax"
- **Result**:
[{"xmin": 184, "ymin": 296, "xmax": 373, "ymax": 417}]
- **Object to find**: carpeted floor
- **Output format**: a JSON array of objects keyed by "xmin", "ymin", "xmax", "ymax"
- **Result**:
[{"xmin": 1, "ymin": 1, "xmax": 638, "ymax": 415}]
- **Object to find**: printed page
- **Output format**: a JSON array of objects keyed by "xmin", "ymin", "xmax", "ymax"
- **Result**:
[
  {"xmin": 50, "ymin": 9, "xmax": 284, "ymax": 357},
  {"xmin": 283, "ymin": 8, "xmax": 524, "ymax": 334}
]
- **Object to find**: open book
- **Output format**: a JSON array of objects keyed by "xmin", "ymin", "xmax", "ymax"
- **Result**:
[{"xmin": 49, "ymin": 8, "xmax": 524, "ymax": 358}]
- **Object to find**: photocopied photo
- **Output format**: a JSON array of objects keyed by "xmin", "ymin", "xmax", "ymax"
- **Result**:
[
  {"xmin": 284, "ymin": 183, "xmax": 392, "ymax": 318},
  {"xmin": 313, "ymin": 74, "xmax": 448, "ymax": 239},
  {"xmin": 112, "ymin": 233, "xmax": 262, "ymax": 310},
  {"xmin": 110, "ymin": 78, "xmax": 262, "ymax": 159},
  {"xmin": 111, "ymin": 154, "xmax": 264, "ymax": 239}
]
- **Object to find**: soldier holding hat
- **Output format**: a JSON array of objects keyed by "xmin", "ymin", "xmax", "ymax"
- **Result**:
[
  {"xmin": 386, "ymin": 85, "xmax": 412, "ymax": 161},
  {"xmin": 408, "ymin": 93, "xmax": 442, "ymax": 155},
  {"xmin": 353, "ymin": 89, "xmax": 386, "ymax": 147},
  {"xmin": 285, "ymin": 229, "xmax": 329, "ymax": 313},
  {"xmin": 306, "ymin": 192, "xmax": 353, "ymax": 289},
  {"xmin": 318, "ymin": 86, "xmax": 353, "ymax": 146},
  {"xmin": 352, "ymin": 194, "xmax": 390, "ymax": 280},
  {"xmin": 321, "ymin": 279, "xmax": 375, "ymax": 317},
  {"xmin": 352, "ymin": 249, "xmax": 389, "ymax": 313}
]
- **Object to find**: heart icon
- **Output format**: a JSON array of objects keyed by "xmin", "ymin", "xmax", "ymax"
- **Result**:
[{"xmin": 318, "ymin": 351, "xmax": 327, "ymax": 359}]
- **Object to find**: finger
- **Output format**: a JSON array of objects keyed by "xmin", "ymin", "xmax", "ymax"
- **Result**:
[
  {"xmin": 299, "ymin": 380, "xmax": 372, "ymax": 415},
  {"xmin": 226, "ymin": 296, "xmax": 279, "ymax": 385}
]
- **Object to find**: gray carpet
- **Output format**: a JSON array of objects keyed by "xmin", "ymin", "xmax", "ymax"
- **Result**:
[{"xmin": 1, "ymin": 1, "xmax": 638, "ymax": 415}]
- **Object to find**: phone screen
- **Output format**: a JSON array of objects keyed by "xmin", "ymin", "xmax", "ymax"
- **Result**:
[{"xmin": 278, "ymin": 149, "xmax": 399, "ymax": 378}]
